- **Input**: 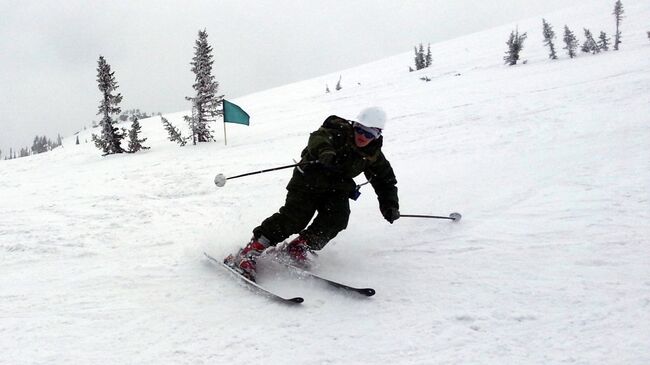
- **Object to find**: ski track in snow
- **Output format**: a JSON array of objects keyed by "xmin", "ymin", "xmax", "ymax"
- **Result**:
[{"xmin": 1, "ymin": 1, "xmax": 650, "ymax": 364}]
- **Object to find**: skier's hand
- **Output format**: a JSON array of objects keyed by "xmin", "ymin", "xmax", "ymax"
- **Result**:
[
  {"xmin": 382, "ymin": 207, "xmax": 400, "ymax": 224},
  {"xmin": 318, "ymin": 151, "xmax": 341, "ymax": 173}
]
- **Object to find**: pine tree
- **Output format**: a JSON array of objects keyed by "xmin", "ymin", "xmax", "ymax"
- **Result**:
[
  {"xmin": 542, "ymin": 19, "xmax": 558, "ymax": 60},
  {"xmin": 425, "ymin": 44, "xmax": 432, "ymax": 67},
  {"xmin": 581, "ymin": 29, "xmax": 600, "ymax": 54},
  {"xmin": 185, "ymin": 29, "xmax": 222, "ymax": 145},
  {"xmin": 413, "ymin": 46, "xmax": 421, "ymax": 70},
  {"xmin": 161, "ymin": 116, "xmax": 187, "ymax": 146},
  {"xmin": 504, "ymin": 29, "xmax": 528, "ymax": 66},
  {"xmin": 335, "ymin": 75, "xmax": 342, "ymax": 91},
  {"xmin": 598, "ymin": 31, "xmax": 611, "ymax": 51},
  {"xmin": 76, "ymin": 136, "xmax": 80, "ymax": 145},
  {"xmin": 613, "ymin": 0, "xmax": 624, "ymax": 50},
  {"xmin": 413, "ymin": 44, "xmax": 428, "ymax": 70},
  {"xmin": 563, "ymin": 25, "xmax": 579, "ymax": 58},
  {"xmin": 31, "ymin": 136, "xmax": 45, "ymax": 154},
  {"xmin": 325, "ymin": 84, "xmax": 330, "ymax": 93},
  {"xmin": 127, "ymin": 118, "xmax": 150, "ymax": 153},
  {"xmin": 92, "ymin": 56, "xmax": 125, "ymax": 155}
]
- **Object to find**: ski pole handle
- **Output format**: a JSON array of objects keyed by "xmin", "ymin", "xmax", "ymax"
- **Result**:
[
  {"xmin": 400, "ymin": 213, "xmax": 462, "ymax": 222},
  {"xmin": 214, "ymin": 161, "xmax": 317, "ymax": 187}
]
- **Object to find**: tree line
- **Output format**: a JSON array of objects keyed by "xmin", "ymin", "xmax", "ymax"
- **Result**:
[
  {"xmin": 505, "ymin": 0, "xmax": 625, "ymax": 65},
  {"xmin": 406, "ymin": 1, "xmax": 636, "ymax": 73},
  {"xmin": 1, "ymin": 135, "xmax": 63, "ymax": 160}
]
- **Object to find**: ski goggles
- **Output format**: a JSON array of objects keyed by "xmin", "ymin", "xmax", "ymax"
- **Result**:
[{"xmin": 353, "ymin": 123, "xmax": 381, "ymax": 139}]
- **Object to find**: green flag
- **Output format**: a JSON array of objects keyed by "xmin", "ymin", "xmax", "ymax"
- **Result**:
[{"xmin": 223, "ymin": 99, "xmax": 250, "ymax": 126}]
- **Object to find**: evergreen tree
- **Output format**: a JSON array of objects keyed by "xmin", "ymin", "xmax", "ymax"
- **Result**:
[
  {"xmin": 563, "ymin": 25, "xmax": 579, "ymax": 58},
  {"xmin": 91, "ymin": 56, "xmax": 125, "ymax": 155},
  {"xmin": 413, "ymin": 44, "xmax": 428, "ymax": 70},
  {"xmin": 598, "ymin": 31, "xmax": 611, "ymax": 51},
  {"xmin": 31, "ymin": 136, "xmax": 46, "ymax": 154},
  {"xmin": 185, "ymin": 29, "xmax": 222, "ymax": 145},
  {"xmin": 76, "ymin": 135, "xmax": 80, "ymax": 145},
  {"xmin": 161, "ymin": 116, "xmax": 187, "ymax": 146},
  {"xmin": 127, "ymin": 118, "xmax": 150, "ymax": 153},
  {"xmin": 613, "ymin": 0, "xmax": 624, "ymax": 50},
  {"xmin": 413, "ymin": 46, "xmax": 421, "ymax": 70},
  {"xmin": 325, "ymin": 84, "xmax": 330, "ymax": 93},
  {"xmin": 425, "ymin": 44, "xmax": 432, "ymax": 67},
  {"xmin": 581, "ymin": 29, "xmax": 600, "ymax": 54},
  {"xmin": 335, "ymin": 75, "xmax": 342, "ymax": 91},
  {"xmin": 504, "ymin": 29, "xmax": 528, "ymax": 66},
  {"xmin": 542, "ymin": 19, "xmax": 558, "ymax": 60}
]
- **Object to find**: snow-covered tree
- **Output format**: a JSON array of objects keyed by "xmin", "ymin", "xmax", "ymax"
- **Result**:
[
  {"xmin": 127, "ymin": 118, "xmax": 150, "ymax": 153},
  {"xmin": 581, "ymin": 29, "xmax": 600, "ymax": 54},
  {"xmin": 413, "ymin": 43, "xmax": 431, "ymax": 70},
  {"xmin": 563, "ymin": 25, "xmax": 579, "ymax": 58},
  {"xmin": 542, "ymin": 19, "xmax": 558, "ymax": 60},
  {"xmin": 598, "ymin": 31, "xmax": 611, "ymax": 51},
  {"xmin": 162, "ymin": 116, "xmax": 187, "ymax": 146},
  {"xmin": 184, "ymin": 29, "xmax": 222, "ymax": 145},
  {"xmin": 425, "ymin": 44, "xmax": 432, "ymax": 68},
  {"xmin": 92, "ymin": 56, "xmax": 125, "ymax": 155},
  {"xmin": 413, "ymin": 46, "xmax": 423, "ymax": 70},
  {"xmin": 325, "ymin": 84, "xmax": 330, "ymax": 93},
  {"xmin": 504, "ymin": 29, "xmax": 527, "ymax": 66},
  {"xmin": 31, "ymin": 136, "xmax": 48, "ymax": 154},
  {"xmin": 613, "ymin": 0, "xmax": 624, "ymax": 50},
  {"xmin": 335, "ymin": 75, "xmax": 342, "ymax": 91}
]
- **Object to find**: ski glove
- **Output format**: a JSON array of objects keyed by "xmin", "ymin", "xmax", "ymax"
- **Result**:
[
  {"xmin": 382, "ymin": 207, "xmax": 400, "ymax": 224},
  {"xmin": 318, "ymin": 151, "xmax": 341, "ymax": 173}
]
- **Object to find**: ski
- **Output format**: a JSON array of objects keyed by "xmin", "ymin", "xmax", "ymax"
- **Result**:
[
  {"xmin": 282, "ymin": 262, "xmax": 376, "ymax": 297},
  {"xmin": 203, "ymin": 252, "xmax": 304, "ymax": 304}
]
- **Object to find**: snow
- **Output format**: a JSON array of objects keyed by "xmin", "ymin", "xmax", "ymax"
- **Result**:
[{"xmin": 2, "ymin": 1, "xmax": 649, "ymax": 363}]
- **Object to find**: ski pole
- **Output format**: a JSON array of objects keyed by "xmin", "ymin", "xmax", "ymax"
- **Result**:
[
  {"xmin": 399, "ymin": 212, "xmax": 462, "ymax": 222},
  {"xmin": 214, "ymin": 161, "xmax": 317, "ymax": 187}
]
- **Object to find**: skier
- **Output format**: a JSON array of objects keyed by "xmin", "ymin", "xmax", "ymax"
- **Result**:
[{"xmin": 224, "ymin": 106, "xmax": 400, "ymax": 281}]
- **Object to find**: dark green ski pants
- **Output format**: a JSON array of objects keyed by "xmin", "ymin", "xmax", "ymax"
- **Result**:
[{"xmin": 253, "ymin": 189, "xmax": 350, "ymax": 250}]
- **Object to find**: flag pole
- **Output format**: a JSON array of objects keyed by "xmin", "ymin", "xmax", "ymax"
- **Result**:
[
  {"xmin": 223, "ymin": 101, "xmax": 228, "ymax": 146},
  {"xmin": 223, "ymin": 119, "xmax": 227, "ymax": 146}
]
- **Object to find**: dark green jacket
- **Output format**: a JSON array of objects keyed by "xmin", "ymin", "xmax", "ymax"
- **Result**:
[{"xmin": 288, "ymin": 115, "xmax": 399, "ymax": 211}]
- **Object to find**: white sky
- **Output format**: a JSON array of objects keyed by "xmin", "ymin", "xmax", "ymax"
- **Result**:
[{"xmin": 0, "ymin": 0, "xmax": 573, "ymax": 153}]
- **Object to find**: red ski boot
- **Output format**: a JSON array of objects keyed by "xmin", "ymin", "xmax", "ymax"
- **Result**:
[
  {"xmin": 224, "ymin": 237, "xmax": 269, "ymax": 281},
  {"xmin": 283, "ymin": 236, "xmax": 311, "ymax": 268}
]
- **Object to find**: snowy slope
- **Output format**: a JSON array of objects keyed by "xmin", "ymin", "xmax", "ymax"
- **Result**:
[{"xmin": 1, "ymin": 1, "xmax": 649, "ymax": 364}]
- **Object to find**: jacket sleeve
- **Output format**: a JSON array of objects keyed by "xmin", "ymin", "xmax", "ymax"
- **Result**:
[
  {"xmin": 302, "ymin": 116, "xmax": 347, "ymax": 161},
  {"xmin": 364, "ymin": 152, "xmax": 399, "ymax": 211}
]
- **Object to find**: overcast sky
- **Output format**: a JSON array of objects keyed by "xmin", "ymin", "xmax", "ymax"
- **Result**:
[{"xmin": 0, "ymin": 0, "xmax": 573, "ymax": 154}]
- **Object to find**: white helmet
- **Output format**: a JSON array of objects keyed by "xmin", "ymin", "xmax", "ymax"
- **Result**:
[{"xmin": 357, "ymin": 106, "xmax": 387, "ymax": 130}]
